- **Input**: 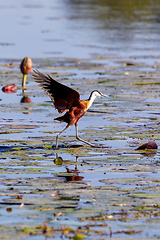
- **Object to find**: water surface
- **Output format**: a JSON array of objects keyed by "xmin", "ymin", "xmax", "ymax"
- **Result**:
[{"xmin": 0, "ymin": 1, "xmax": 160, "ymax": 239}]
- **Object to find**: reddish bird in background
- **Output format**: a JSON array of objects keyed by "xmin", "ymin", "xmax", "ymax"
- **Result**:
[{"xmin": 33, "ymin": 69, "xmax": 107, "ymax": 148}]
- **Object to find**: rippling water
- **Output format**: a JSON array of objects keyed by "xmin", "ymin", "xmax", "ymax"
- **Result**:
[
  {"xmin": 0, "ymin": 1, "xmax": 160, "ymax": 239},
  {"xmin": 0, "ymin": 0, "xmax": 160, "ymax": 59}
]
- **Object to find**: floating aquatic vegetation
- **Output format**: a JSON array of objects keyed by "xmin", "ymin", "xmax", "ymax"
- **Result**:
[
  {"xmin": 2, "ymin": 84, "xmax": 17, "ymax": 93},
  {"xmin": 0, "ymin": 56, "xmax": 160, "ymax": 240},
  {"xmin": 136, "ymin": 140, "xmax": 158, "ymax": 150}
]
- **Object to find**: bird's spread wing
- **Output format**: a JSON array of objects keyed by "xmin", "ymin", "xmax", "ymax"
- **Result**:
[{"xmin": 33, "ymin": 69, "xmax": 80, "ymax": 113}]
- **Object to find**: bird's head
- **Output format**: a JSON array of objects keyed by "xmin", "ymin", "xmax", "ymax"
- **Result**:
[
  {"xmin": 89, "ymin": 90, "xmax": 107, "ymax": 100},
  {"xmin": 86, "ymin": 90, "xmax": 107, "ymax": 109}
]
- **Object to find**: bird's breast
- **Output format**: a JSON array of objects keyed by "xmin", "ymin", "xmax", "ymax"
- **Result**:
[{"xmin": 84, "ymin": 100, "xmax": 90, "ymax": 110}]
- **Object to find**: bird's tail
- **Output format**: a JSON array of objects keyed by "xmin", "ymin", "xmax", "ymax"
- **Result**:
[{"xmin": 54, "ymin": 116, "xmax": 65, "ymax": 122}]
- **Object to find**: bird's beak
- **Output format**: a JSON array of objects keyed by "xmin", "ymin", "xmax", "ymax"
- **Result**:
[{"xmin": 101, "ymin": 93, "xmax": 108, "ymax": 98}]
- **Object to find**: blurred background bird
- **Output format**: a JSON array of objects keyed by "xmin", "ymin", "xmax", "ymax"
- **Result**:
[{"xmin": 33, "ymin": 69, "xmax": 107, "ymax": 148}]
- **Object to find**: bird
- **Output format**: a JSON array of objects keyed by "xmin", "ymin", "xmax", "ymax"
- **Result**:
[{"xmin": 33, "ymin": 69, "xmax": 107, "ymax": 148}]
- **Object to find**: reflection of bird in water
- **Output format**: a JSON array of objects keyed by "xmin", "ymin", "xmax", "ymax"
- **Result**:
[
  {"xmin": 65, "ymin": 167, "xmax": 84, "ymax": 182},
  {"xmin": 65, "ymin": 156, "xmax": 83, "ymax": 182},
  {"xmin": 33, "ymin": 69, "xmax": 107, "ymax": 148},
  {"xmin": 55, "ymin": 155, "xmax": 84, "ymax": 182}
]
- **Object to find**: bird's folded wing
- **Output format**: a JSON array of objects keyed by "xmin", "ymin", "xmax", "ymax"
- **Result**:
[{"xmin": 33, "ymin": 69, "xmax": 80, "ymax": 112}]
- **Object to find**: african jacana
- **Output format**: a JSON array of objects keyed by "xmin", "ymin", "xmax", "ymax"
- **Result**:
[
  {"xmin": 20, "ymin": 57, "xmax": 33, "ymax": 88},
  {"xmin": 33, "ymin": 69, "xmax": 107, "ymax": 148}
]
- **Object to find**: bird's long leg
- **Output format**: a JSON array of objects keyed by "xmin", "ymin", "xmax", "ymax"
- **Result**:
[
  {"xmin": 75, "ymin": 124, "xmax": 95, "ymax": 147},
  {"xmin": 56, "ymin": 125, "xmax": 69, "ymax": 149}
]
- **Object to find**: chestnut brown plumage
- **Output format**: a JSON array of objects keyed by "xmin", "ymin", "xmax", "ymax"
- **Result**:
[{"xmin": 33, "ymin": 69, "xmax": 107, "ymax": 148}]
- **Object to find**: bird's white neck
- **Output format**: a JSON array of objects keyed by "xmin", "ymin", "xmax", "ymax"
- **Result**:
[{"xmin": 85, "ymin": 91, "xmax": 100, "ymax": 110}]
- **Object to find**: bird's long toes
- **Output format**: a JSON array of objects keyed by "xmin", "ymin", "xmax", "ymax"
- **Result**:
[
  {"xmin": 93, "ymin": 144, "xmax": 102, "ymax": 148},
  {"xmin": 88, "ymin": 143, "xmax": 100, "ymax": 148},
  {"xmin": 92, "ymin": 143, "xmax": 107, "ymax": 148},
  {"xmin": 52, "ymin": 145, "xmax": 59, "ymax": 150}
]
